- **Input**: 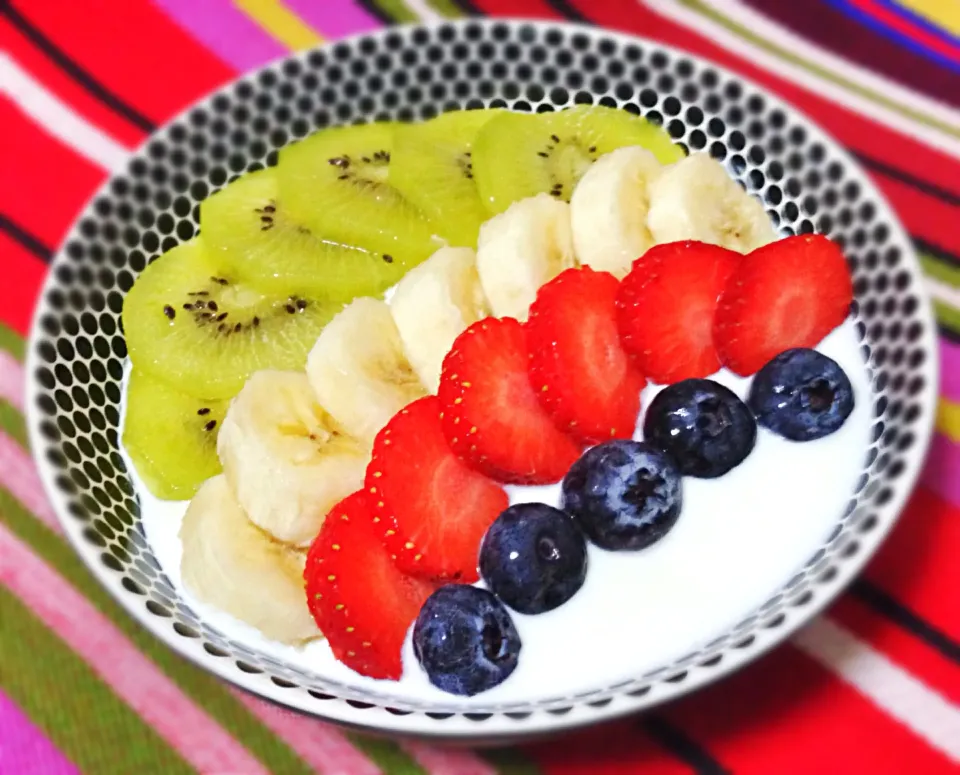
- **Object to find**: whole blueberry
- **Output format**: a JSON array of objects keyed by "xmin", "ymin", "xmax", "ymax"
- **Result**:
[
  {"xmin": 561, "ymin": 440, "xmax": 682, "ymax": 551},
  {"xmin": 479, "ymin": 503, "xmax": 587, "ymax": 614},
  {"xmin": 643, "ymin": 379, "xmax": 756, "ymax": 478},
  {"xmin": 748, "ymin": 348, "xmax": 855, "ymax": 441},
  {"xmin": 413, "ymin": 585, "xmax": 521, "ymax": 696}
]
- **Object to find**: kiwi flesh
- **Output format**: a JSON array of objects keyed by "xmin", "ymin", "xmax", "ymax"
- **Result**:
[
  {"xmin": 201, "ymin": 167, "xmax": 407, "ymax": 300},
  {"xmin": 122, "ymin": 238, "xmax": 336, "ymax": 400},
  {"xmin": 389, "ymin": 109, "xmax": 501, "ymax": 248},
  {"xmin": 122, "ymin": 368, "xmax": 228, "ymax": 500},
  {"xmin": 277, "ymin": 122, "xmax": 441, "ymax": 265},
  {"xmin": 472, "ymin": 105, "xmax": 685, "ymax": 215}
]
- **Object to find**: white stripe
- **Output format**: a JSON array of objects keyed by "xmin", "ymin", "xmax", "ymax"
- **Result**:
[
  {"xmin": 793, "ymin": 618, "xmax": 960, "ymax": 763},
  {"xmin": 0, "ymin": 52, "xmax": 128, "ymax": 172},
  {"xmin": 926, "ymin": 274, "xmax": 960, "ymax": 310},
  {"xmin": 405, "ymin": 0, "xmax": 446, "ymax": 22},
  {"xmin": 647, "ymin": 1, "xmax": 960, "ymax": 158}
]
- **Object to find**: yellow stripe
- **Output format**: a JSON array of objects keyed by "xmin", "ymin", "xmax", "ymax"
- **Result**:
[
  {"xmin": 936, "ymin": 397, "xmax": 960, "ymax": 443},
  {"xmin": 897, "ymin": 0, "xmax": 960, "ymax": 36},
  {"xmin": 233, "ymin": 0, "xmax": 323, "ymax": 51}
]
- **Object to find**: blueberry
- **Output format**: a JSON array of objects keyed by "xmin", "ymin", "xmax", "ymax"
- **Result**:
[
  {"xmin": 413, "ymin": 585, "xmax": 521, "ymax": 696},
  {"xmin": 748, "ymin": 348, "xmax": 855, "ymax": 441},
  {"xmin": 561, "ymin": 440, "xmax": 682, "ymax": 550},
  {"xmin": 643, "ymin": 379, "xmax": 756, "ymax": 478},
  {"xmin": 479, "ymin": 503, "xmax": 587, "ymax": 614}
]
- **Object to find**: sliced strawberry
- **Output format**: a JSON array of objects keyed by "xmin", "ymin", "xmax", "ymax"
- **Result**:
[
  {"xmin": 304, "ymin": 491, "xmax": 435, "ymax": 680},
  {"xmin": 714, "ymin": 234, "xmax": 853, "ymax": 376},
  {"xmin": 527, "ymin": 267, "xmax": 647, "ymax": 444},
  {"xmin": 438, "ymin": 317, "xmax": 583, "ymax": 484},
  {"xmin": 616, "ymin": 241, "xmax": 742, "ymax": 383},
  {"xmin": 366, "ymin": 396, "xmax": 508, "ymax": 583}
]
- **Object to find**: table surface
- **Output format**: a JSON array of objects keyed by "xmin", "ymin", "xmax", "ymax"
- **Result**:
[{"xmin": 1, "ymin": 1, "xmax": 958, "ymax": 773}]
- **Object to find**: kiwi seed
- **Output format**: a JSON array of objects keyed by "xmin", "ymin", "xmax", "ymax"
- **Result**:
[
  {"xmin": 163, "ymin": 305, "xmax": 175, "ymax": 319},
  {"xmin": 197, "ymin": 408, "xmax": 211, "ymax": 416},
  {"xmin": 203, "ymin": 419, "xmax": 217, "ymax": 432}
]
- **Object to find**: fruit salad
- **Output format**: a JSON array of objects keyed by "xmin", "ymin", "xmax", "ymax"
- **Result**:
[{"xmin": 120, "ymin": 105, "xmax": 865, "ymax": 699}]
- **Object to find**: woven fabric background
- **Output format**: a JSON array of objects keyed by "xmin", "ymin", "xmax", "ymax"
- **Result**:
[{"xmin": 0, "ymin": 1, "xmax": 958, "ymax": 773}]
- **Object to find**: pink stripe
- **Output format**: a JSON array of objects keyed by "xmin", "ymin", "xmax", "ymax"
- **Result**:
[
  {"xmin": 940, "ymin": 337, "xmax": 960, "ymax": 402},
  {"xmin": 0, "ymin": 522, "xmax": 271, "ymax": 775},
  {"xmin": 152, "ymin": 0, "xmax": 286, "ymax": 72},
  {"xmin": 285, "ymin": 0, "xmax": 381, "ymax": 39},
  {"xmin": 921, "ymin": 432, "xmax": 960, "ymax": 506},
  {"xmin": 232, "ymin": 690, "xmax": 381, "ymax": 775},
  {"xmin": 0, "ymin": 431, "xmax": 58, "ymax": 531},
  {"xmin": 0, "ymin": 690, "xmax": 80, "ymax": 775},
  {"xmin": 0, "ymin": 351, "xmax": 24, "ymax": 412},
  {"xmin": 403, "ymin": 742, "xmax": 498, "ymax": 775}
]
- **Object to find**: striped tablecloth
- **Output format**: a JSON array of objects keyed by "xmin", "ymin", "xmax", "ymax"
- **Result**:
[{"xmin": 1, "ymin": 2, "xmax": 958, "ymax": 773}]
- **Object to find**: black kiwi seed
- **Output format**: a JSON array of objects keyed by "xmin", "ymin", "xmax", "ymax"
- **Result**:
[
  {"xmin": 234, "ymin": 323, "xmax": 242, "ymax": 332},
  {"xmin": 285, "ymin": 303, "xmax": 296, "ymax": 314},
  {"xmin": 208, "ymin": 301, "xmax": 218, "ymax": 312},
  {"xmin": 537, "ymin": 151, "xmax": 549, "ymax": 158},
  {"xmin": 163, "ymin": 305, "xmax": 175, "ymax": 319},
  {"xmin": 197, "ymin": 407, "xmax": 211, "ymax": 416},
  {"xmin": 252, "ymin": 317, "xmax": 260, "ymax": 327},
  {"xmin": 216, "ymin": 312, "xmax": 228, "ymax": 322},
  {"xmin": 551, "ymin": 134, "xmax": 560, "ymax": 142},
  {"xmin": 296, "ymin": 299, "xmax": 307, "ymax": 310},
  {"xmin": 204, "ymin": 420, "xmax": 217, "ymax": 432},
  {"xmin": 383, "ymin": 254, "xmax": 394, "ymax": 264},
  {"xmin": 182, "ymin": 303, "xmax": 193, "ymax": 311},
  {"xmin": 588, "ymin": 145, "xmax": 597, "ymax": 152}
]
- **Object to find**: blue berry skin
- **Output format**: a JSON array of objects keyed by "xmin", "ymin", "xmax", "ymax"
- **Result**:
[
  {"xmin": 643, "ymin": 379, "xmax": 756, "ymax": 478},
  {"xmin": 561, "ymin": 440, "xmax": 682, "ymax": 551},
  {"xmin": 479, "ymin": 504, "xmax": 588, "ymax": 615},
  {"xmin": 413, "ymin": 585, "xmax": 521, "ymax": 697},
  {"xmin": 748, "ymin": 348, "xmax": 855, "ymax": 441}
]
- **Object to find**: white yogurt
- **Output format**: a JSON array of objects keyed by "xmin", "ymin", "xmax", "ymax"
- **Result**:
[{"xmin": 128, "ymin": 320, "xmax": 871, "ymax": 703}]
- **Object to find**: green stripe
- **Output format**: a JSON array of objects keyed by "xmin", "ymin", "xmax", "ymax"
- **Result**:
[
  {"xmin": 425, "ymin": 0, "xmax": 465, "ymax": 18},
  {"xmin": 681, "ymin": 0, "xmax": 960, "ymax": 139},
  {"xmin": 481, "ymin": 748, "xmax": 543, "ymax": 774},
  {"xmin": 351, "ymin": 735, "xmax": 429, "ymax": 775},
  {"xmin": 0, "ymin": 322, "xmax": 24, "ymax": 361},
  {"xmin": 373, "ymin": 0, "xmax": 418, "ymax": 23},
  {"xmin": 934, "ymin": 300, "xmax": 960, "ymax": 336},
  {"xmin": 0, "ymin": 586, "xmax": 195, "ymax": 775},
  {"xmin": 0, "ymin": 400, "xmax": 28, "ymax": 448},
  {"xmin": 919, "ymin": 251, "xmax": 960, "ymax": 288}
]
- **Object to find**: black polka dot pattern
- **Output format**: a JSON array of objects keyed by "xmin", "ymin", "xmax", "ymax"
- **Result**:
[{"xmin": 26, "ymin": 21, "xmax": 937, "ymax": 726}]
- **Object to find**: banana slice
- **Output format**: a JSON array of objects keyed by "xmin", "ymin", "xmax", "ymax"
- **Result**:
[
  {"xmin": 217, "ymin": 370, "xmax": 368, "ymax": 547},
  {"xmin": 306, "ymin": 297, "xmax": 427, "ymax": 442},
  {"xmin": 646, "ymin": 153, "xmax": 778, "ymax": 253},
  {"xmin": 390, "ymin": 247, "xmax": 490, "ymax": 393},
  {"xmin": 179, "ymin": 475, "xmax": 321, "ymax": 644},
  {"xmin": 475, "ymin": 193, "xmax": 577, "ymax": 321},
  {"xmin": 570, "ymin": 146, "xmax": 663, "ymax": 278}
]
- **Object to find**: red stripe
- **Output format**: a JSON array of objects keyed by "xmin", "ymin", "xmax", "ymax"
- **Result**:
[
  {"xmin": 662, "ymin": 646, "xmax": 957, "ymax": 774},
  {"xmin": 0, "ymin": 99, "xmax": 105, "ymax": 250},
  {"xmin": 866, "ymin": 172, "xmax": 960, "ymax": 256},
  {"xmin": 863, "ymin": 486, "xmax": 960, "ymax": 642},
  {"xmin": 0, "ymin": 22, "xmax": 142, "ymax": 147},
  {"xmin": 850, "ymin": 0, "xmax": 960, "ymax": 63},
  {"xmin": 470, "ymin": 0, "xmax": 564, "ymax": 20},
  {"xmin": 830, "ymin": 595, "xmax": 960, "ymax": 705},
  {"xmin": 0, "ymin": 234, "xmax": 47, "ymax": 336},
  {"xmin": 13, "ymin": 0, "xmax": 235, "ymax": 125}
]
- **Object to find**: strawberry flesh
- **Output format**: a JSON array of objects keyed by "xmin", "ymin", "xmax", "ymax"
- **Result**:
[
  {"xmin": 366, "ymin": 395, "xmax": 508, "ymax": 583},
  {"xmin": 616, "ymin": 241, "xmax": 741, "ymax": 383},
  {"xmin": 714, "ymin": 234, "xmax": 853, "ymax": 376},
  {"xmin": 304, "ymin": 491, "xmax": 435, "ymax": 680},
  {"xmin": 527, "ymin": 267, "xmax": 646, "ymax": 444},
  {"xmin": 439, "ymin": 317, "xmax": 583, "ymax": 485}
]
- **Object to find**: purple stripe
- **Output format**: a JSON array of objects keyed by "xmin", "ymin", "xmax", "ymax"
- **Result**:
[
  {"xmin": 920, "ymin": 432, "xmax": 960, "ymax": 506},
  {"xmin": 0, "ymin": 691, "xmax": 80, "ymax": 775},
  {"xmin": 939, "ymin": 337, "xmax": 960, "ymax": 402},
  {"xmin": 151, "ymin": 0, "xmax": 286, "ymax": 72},
  {"xmin": 285, "ymin": 0, "xmax": 382, "ymax": 39}
]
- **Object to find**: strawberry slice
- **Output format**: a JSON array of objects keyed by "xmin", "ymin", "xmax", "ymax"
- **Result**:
[
  {"xmin": 527, "ymin": 267, "xmax": 647, "ymax": 444},
  {"xmin": 714, "ymin": 234, "xmax": 853, "ymax": 376},
  {"xmin": 366, "ymin": 395, "xmax": 508, "ymax": 583},
  {"xmin": 616, "ymin": 241, "xmax": 742, "ymax": 383},
  {"xmin": 304, "ymin": 491, "xmax": 435, "ymax": 680},
  {"xmin": 439, "ymin": 317, "xmax": 583, "ymax": 484}
]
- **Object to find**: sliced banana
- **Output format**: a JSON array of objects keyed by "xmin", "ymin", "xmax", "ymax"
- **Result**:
[
  {"xmin": 390, "ymin": 247, "xmax": 489, "ymax": 393},
  {"xmin": 217, "ymin": 370, "xmax": 368, "ymax": 547},
  {"xmin": 570, "ymin": 146, "xmax": 663, "ymax": 278},
  {"xmin": 179, "ymin": 475, "xmax": 321, "ymax": 644},
  {"xmin": 306, "ymin": 297, "xmax": 427, "ymax": 443},
  {"xmin": 475, "ymin": 193, "xmax": 577, "ymax": 321},
  {"xmin": 646, "ymin": 153, "xmax": 778, "ymax": 253}
]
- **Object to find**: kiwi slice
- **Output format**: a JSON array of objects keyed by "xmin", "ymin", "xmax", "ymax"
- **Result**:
[
  {"xmin": 122, "ymin": 238, "xmax": 336, "ymax": 399},
  {"xmin": 201, "ymin": 167, "xmax": 406, "ymax": 300},
  {"xmin": 472, "ymin": 106, "xmax": 685, "ymax": 215},
  {"xmin": 389, "ymin": 109, "xmax": 501, "ymax": 248},
  {"xmin": 122, "ymin": 368, "xmax": 228, "ymax": 500},
  {"xmin": 277, "ymin": 122, "xmax": 440, "ymax": 266}
]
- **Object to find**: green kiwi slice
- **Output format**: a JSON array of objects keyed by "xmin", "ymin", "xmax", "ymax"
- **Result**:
[
  {"xmin": 389, "ymin": 109, "xmax": 501, "ymax": 248},
  {"xmin": 122, "ymin": 368, "xmax": 228, "ymax": 500},
  {"xmin": 472, "ymin": 105, "xmax": 685, "ymax": 215},
  {"xmin": 277, "ymin": 121, "xmax": 440, "ymax": 266},
  {"xmin": 122, "ymin": 238, "xmax": 336, "ymax": 399},
  {"xmin": 201, "ymin": 167, "xmax": 406, "ymax": 300}
]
